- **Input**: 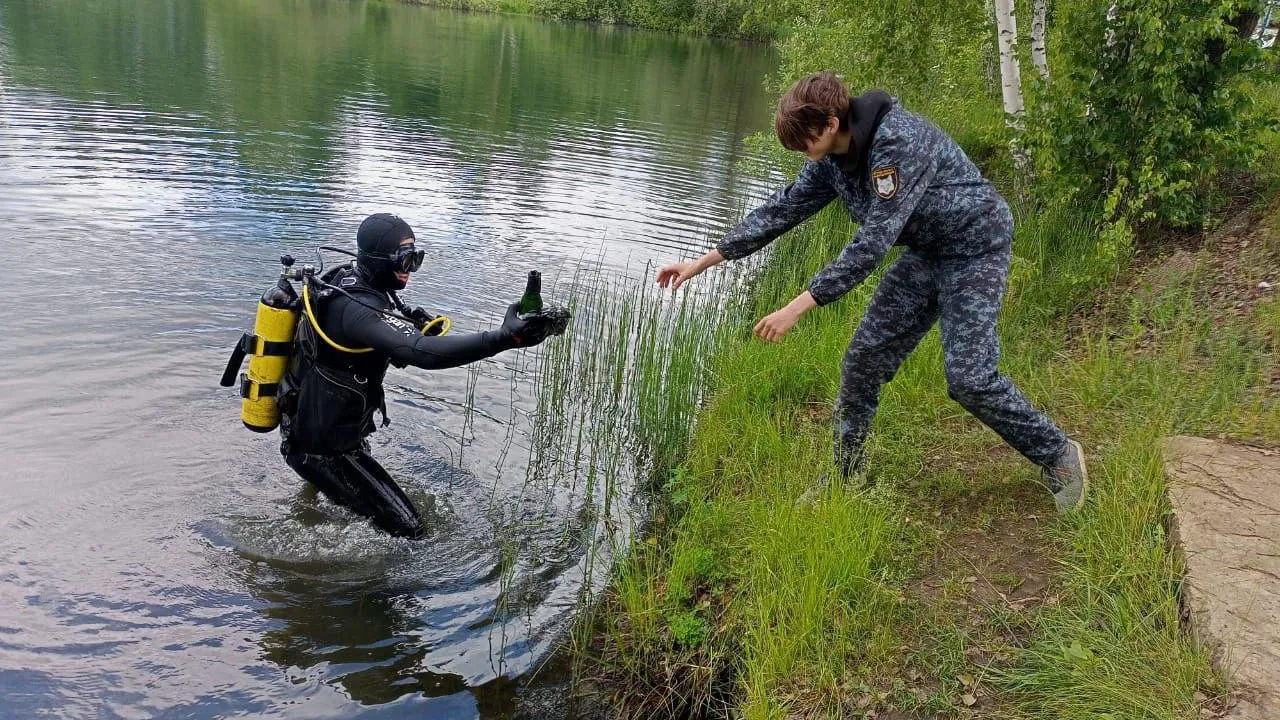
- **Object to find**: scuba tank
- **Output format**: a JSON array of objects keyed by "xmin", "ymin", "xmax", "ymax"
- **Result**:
[{"xmin": 220, "ymin": 255, "xmax": 302, "ymax": 432}]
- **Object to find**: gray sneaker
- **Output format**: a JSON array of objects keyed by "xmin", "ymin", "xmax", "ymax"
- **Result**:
[
  {"xmin": 796, "ymin": 466, "xmax": 872, "ymax": 506},
  {"xmin": 795, "ymin": 472, "xmax": 833, "ymax": 506},
  {"xmin": 1042, "ymin": 438, "xmax": 1089, "ymax": 514}
]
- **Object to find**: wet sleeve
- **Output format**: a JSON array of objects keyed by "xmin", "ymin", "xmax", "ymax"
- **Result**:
[
  {"xmin": 715, "ymin": 161, "xmax": 837, "ymax": 261},
  {"xmin": 338, "ymin": 301, "xmax": 509, "ymax": 370},
  {"xmin": 806, "ymin": 131, "xmax": 936, "ymax": 307}
]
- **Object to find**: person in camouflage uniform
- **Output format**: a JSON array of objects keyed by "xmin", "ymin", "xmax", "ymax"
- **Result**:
[{"xmin": 656, "ymin": 72, "xmax": 1088, "ymax": 513}]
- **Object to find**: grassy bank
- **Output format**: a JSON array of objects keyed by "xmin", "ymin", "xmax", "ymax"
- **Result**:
[
  {"xmin": 550, "ymin": 74, "xmax": 1280, "ymax": 713},
  {"xmin": 581, "ymin": 205, "xmax": 1279, "ymax": 718},
  {"xmin": 408, "ymin": 0, "xmax": 536, "ymax": 17},
  {"xmin": 403, "ymin": 0, "xmax": 783, "ymax": 40}
]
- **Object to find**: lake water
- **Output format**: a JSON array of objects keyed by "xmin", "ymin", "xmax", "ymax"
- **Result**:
[{"xmin": 0, "ymin": 0, "xmax": 776, "ymax": 717}]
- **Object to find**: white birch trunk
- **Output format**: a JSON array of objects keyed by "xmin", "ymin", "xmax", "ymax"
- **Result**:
[
  {"xmin": 994, "ymin": 0, "xmax": 1025, "ymax": 118},
  {"xmin": 1104, "ymin": 1, "xmax": 1119, "ymax": 49},
  {"xmin": 1031, "ymin": 0, "xmax": 1049, "ymax": 81}
]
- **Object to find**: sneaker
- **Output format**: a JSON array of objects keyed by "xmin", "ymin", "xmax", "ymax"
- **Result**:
[
  {"xmin": 1042, "ymin": 438, "xmax": 1089, "ymax": 514},
  {"xmin": 796, "ymin": 467, "xmax": 871, "ymax": 506},
  {"xmin": 795, "ymin": 472, "xmax": 833, "ymax": 506}
]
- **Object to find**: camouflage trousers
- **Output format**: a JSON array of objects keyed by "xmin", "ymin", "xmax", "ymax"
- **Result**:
[{"xmin": 834, "ymin": 243, "xmax": 1067, "ymax": 476}]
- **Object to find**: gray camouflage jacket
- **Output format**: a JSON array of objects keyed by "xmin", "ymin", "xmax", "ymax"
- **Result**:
[{"xmin": 716, "ymin": 100, "xmax": 1013, "ymax": 306}]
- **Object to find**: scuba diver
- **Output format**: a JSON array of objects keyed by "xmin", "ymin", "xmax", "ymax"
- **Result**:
[{"xmin": 224, "ymin": 213, "xmax": 564, "ymax": 539}]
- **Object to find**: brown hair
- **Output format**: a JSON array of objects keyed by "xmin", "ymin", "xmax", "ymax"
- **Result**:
[{"xmin": 774, "ymin": 71, "xmax": 850, "ymax": 152}]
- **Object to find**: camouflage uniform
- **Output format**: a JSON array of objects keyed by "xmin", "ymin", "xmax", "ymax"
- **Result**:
[{"xmin": 717, "ymin": 98, "xmax": 1067, "ymax": 476}]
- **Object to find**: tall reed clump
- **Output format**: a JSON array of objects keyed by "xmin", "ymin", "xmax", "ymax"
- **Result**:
[{"xmin": 516, "ymin": 252, "xmax": 756, "ymax": 604}]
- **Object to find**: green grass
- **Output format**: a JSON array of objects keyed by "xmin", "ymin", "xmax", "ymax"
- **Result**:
[
  {"xmin": 517, "ymin": 71, "xmax": 1280, "ymax": 719},
  {"xmin": 995, "ymin": 199, "xmax": 1280, "ymax": 717},
  {"xmin": 536, "ymin": 183, "xmax": 1280, "ymax": 717}
]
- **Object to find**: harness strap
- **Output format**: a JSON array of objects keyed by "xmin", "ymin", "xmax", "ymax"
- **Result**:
[
  {"xmin": 239, "ymin": 374, "xmax": 280, "ymax": 400},
  {"xmin": 220, "ymin": 339, "xmax": 247, "ymax": 387},
  {"xmin": 239, "ymin": 332, "xmax": 292, "ymax": 357}
]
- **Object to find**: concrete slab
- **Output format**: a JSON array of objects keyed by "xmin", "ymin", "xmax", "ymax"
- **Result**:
[{"xmin": 1165, "ymin": 436, "xmax": 1280, "ymax": 719}]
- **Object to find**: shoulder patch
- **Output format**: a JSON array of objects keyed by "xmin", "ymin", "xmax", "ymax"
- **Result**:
[{"xmin": 871, "ymin": 166, "xmax": 899, "ymax": 200}]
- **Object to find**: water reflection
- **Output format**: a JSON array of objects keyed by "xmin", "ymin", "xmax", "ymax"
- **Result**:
[
  {"xmin": 0, "ymin": 0, "xmax": 773, "ymax": 267},
  {"xmin": 253, "ymin": 572, "xmax": 474, "ymax": 707}
]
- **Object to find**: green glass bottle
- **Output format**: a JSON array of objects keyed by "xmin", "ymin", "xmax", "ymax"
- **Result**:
[{"xmin": 518, "ymin": 271, "xmax": 543, "ymax": 317}]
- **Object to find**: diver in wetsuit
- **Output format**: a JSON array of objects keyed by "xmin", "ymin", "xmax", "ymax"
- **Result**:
[{"xmin": 278, "ymin": 213, "xmax": 556, "ymax": 538}]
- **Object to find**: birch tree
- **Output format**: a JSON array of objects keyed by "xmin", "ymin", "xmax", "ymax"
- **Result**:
[
  {"xmin": 993, "ymin": 0, "xmax": 1024, "ymax": 118},
  {"xmin": 1031, "ymin": 0, "xmax": 1049, "ymax": 81}
]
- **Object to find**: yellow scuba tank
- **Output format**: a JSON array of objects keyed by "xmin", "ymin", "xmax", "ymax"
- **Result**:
[{"xmin": 220, "ymin": 256, "xmax": 301, "ymax": 432}]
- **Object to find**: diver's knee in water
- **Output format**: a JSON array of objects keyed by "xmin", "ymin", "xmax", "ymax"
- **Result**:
[
  {"xmin": 346, "ymin": 452, "xmax": 424, "ymax": 539},
  {"xmin": 284, "ymin": 450, "xmax": 424, "ymax": 539}
]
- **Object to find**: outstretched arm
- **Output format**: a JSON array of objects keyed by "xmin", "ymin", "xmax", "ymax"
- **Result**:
[
  {"xmin": 657, "ymin": 161, "xmax": 836, "ymax": 291},
  {"xmin": 716, "ymin": 160, "xmax": 837, "ymax": 261},
  {"xmin": 338, "ymin": 301, "xmax": 516, "ymax": 370}
]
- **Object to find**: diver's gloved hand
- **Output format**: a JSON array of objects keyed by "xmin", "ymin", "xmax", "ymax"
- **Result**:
[{"xmin": 495, "ymin": 302, "xmax": 567, "ymax": 349}]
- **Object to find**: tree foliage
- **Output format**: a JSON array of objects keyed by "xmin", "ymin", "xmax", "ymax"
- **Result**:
[
  {"xmin": 762, "ymin": 0, "xmax": 1009, "ymax": 169},
  {"xmin": 1027, "ymin": 0, "xmax": 1272, "ymax": 249},
  {"xmin": 531, "ymin": 0, "xmax": 791, "ymax": 39},
  {"xmin": 769, "ymin": 0, "xmax": 1273, "ymax": 248}
]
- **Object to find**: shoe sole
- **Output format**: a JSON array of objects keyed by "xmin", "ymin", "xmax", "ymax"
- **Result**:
[{"xmin": 1067, "ymin": 438, "xmax": 1089, "ymax": 512}]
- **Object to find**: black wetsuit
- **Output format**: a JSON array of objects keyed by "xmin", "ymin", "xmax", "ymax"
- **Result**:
[{"xmin": 279, "ymin": 267, "xmax": 525, "ymax": 538}]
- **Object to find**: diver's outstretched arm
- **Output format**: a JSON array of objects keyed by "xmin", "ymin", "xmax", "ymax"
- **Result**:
[{"xmin": 338, "ymin": 299, "xmax": 545, "ymax": 370}]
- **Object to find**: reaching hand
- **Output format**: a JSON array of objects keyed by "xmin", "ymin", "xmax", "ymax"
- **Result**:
[
  {"xmin": 656, "ymin": 260, "xmax": 701, "ymax": 292},
  {"xmin": 753, "ymin": 305, "xmax": 801, "ymax": 343}
]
